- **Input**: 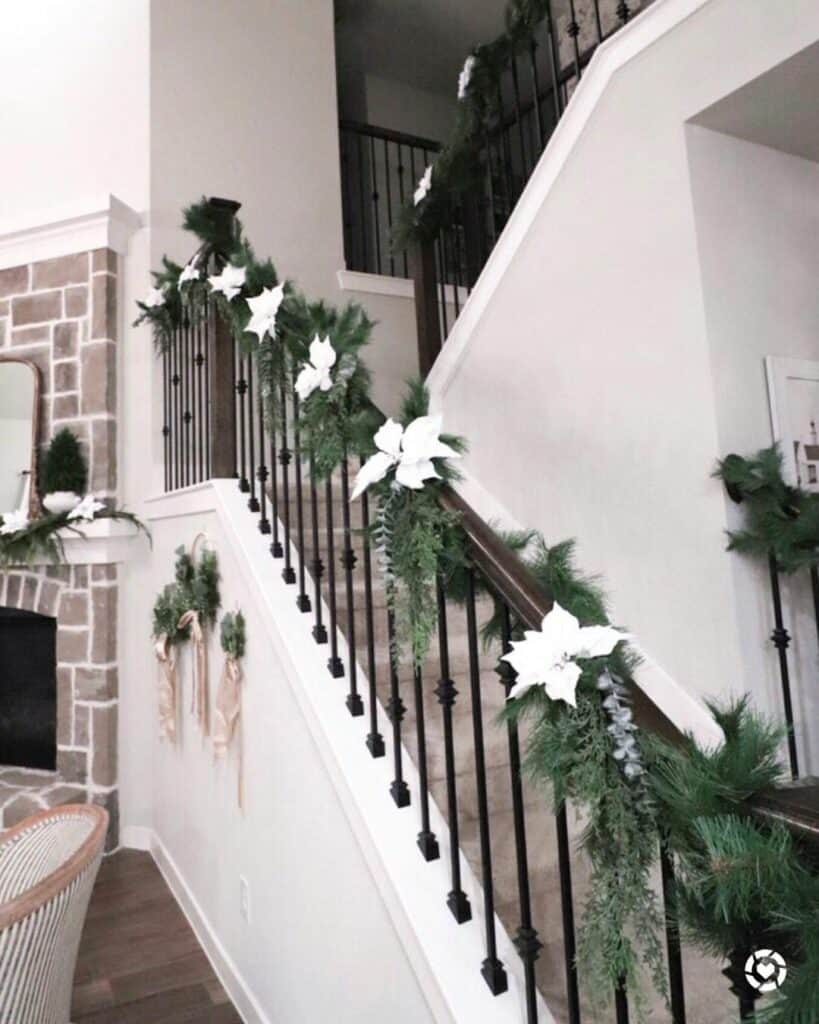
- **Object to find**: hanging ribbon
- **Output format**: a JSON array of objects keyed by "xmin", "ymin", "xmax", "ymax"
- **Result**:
[
  {"xmin": 154, "ymin": 633, "xmax": 178, "ymax": 742},
  {"xmin": 178, "ymin": 607, "xmax": 209, "ymax": 737},
  {"xmin": 213, "ymin": 655, "xmax": 244, "ymax": 808}
]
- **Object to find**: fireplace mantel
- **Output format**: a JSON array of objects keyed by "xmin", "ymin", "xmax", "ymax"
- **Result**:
[{"xmin": 5, "ymin": 519, "xmax": 144, "ymax": 569}]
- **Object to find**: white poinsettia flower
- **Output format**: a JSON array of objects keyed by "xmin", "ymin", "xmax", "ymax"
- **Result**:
[
  {"xmin": 350, "ymin": 414, "xmax": 460, "ymax": 500},
  {"xmin": 67, "ymin": 495, "xmax": 106, "ymax": 523},
  {"xmin": 178, "ymin": 260, "xmax": 201, "ymax": 287},
  {"xmin": 246, "ymin": 284, "xmax": 285, "ymax": 342},
  {"xmin": 295, "ymin": 335, "xmax": 337, "ymax": 401},
  {"xmin": 145, "ymin": 287, "xmax": 165, "ymax": 308},
  {"xmin": 414, "ymin": 165, "xmax": 433, "ymax": 206},
  {"xmin": 0, "ymin": 510, "xmax": 29, "ymax": 535},
  {"xmin": 502, "ymin": 603, "xmax": 629, "ymax": 707},
  {"xmin": 458, "ymin": 54, "xmax": 476, "ymax": 100},
  {"xmin": 208, "ymin": 263, "xmax": 246, "ymax": 301}
]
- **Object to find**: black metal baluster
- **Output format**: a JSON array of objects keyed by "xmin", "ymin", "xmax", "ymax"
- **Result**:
[
  {"xmin": 592, "ymin": 0, "xmax": 604, "ymax": 43},
  {"xmin": 162, "ymin": 347, "xmax": 170, "ymax": 491},
  {"xmin": 529, "ymin": 40, "xmax": 547, "ymax": 153},
  {"xmin": 768, "ymin": 554, "xmax": 799, "ymax": 777},
  {"xmin": 436, "ymin": 235, "xmax": 449, "ymax": 341},
  {"xmin": 256, "ymin": 381, "xmax": 270, "ymax": 534},
  {"xmin": 324, "ymin": 475, "xmax": 344, "ymax": 676},
  {"xmin": 567, "ymin": 0, "xmax": 583, "ymax": 83},
  {"xmin": 339, "ymin": 455, "xmax": 361, "ymax": 710},
  {"xmin": 660, "ymin": 841, "xmax": 687, "ymax": 1024},
  {"xmin": 386, "ymin": 602, "xmax": 410, "ymax": 807},
  {"xmin": 723, "ymin": 952, "xmax": 757, "ymax": 1023},
  {"xmin": 555, "ymin": 801, "xmax": 581, "ymax": 1024},
  {"xmin": 279, "ymin": 370, "xmax": 296, "ymax": 584},
  {"xmin": 340, "ymin": 135, "xmax": 354, "ymax": 270},
  {"xmin": 369, "ymin": 135, "xmax": 382, "ymax": 276},
  {"xmin": 246, "ymin": 356, "xmax": 259, "ymax": 512},
  {"xmin": 617, "ymin": 1, "xmax": 631, "ymax": 25},
  {"xmin": 484, "ymin": 130, "xmax": 499, "ymax": 246},
  {"xmin": 465, "ymin": 568, "xmax": 508, "ymax": 995},
  {"xmin": 269, "ymin": 398, "xmax": 283, "ymax": 557},
  {"xmin": 435, "ymin": 579, "xmax": 471, "ymax": 922},
  {"xmin": 413, "ymin": 662, "xmax": 439, "ymax": 861},
  {"xmin": 499, "ymin": 603, "xmax": 541, "ymax": 1023},
  {"xmin": 236, "ymin": 347, "xmax": 249, "ymax": 492},
  {"xmin": 448, "ymin": 223, "xmax": 462, "ymax": 319},
  {"xmin": 383, "ymin": 139, "xmax": 395, "ymax": 278},
  {"xmin": 810, "ymin": 565, "xmax": 819, "ymax": 657},
  {"xmin": 495, "ymin": 83, "xmax": 516, "ymax": 211},
  {"xmin": 544, "ymin": 0, "xmax": 564, "ymax": 123},
  {"xmin": 183, "ymin": 304, "xmax": 192, "ymax": 487},
  {"xmin": 357, "ymin": 134, "xmax": 369, "ymax": 273},
  {"xmin": 195, "ymin": 305, "xmax": 205, "ymax": 483},
  {"xmin": 614, "ymin": 979, "xmax": 630, "ymax": 1024},
  {"xmin": 309, "ymin": 454, "xmax": 327, "ymax": 644},
  {"xmin": 396, "ymin": 143, "xmax": 409, "ymax": 277},
  {"xmin": 205, "ymin": 297, "xmax": 212, "ymax": 478},
  {"xmin": 510, "ymin": 56, "xmax": 530, "ymax": 177},
  {"xmin": 292, "ymin": 391, "xmax": 310, "ymax": 611},
  {"xmin": 361, "ymin": 477, "xmax": 384, "ymax": 757},
  {"xmin": 172, "ymin": 327, "xmax": 181, "ymax": 490}
]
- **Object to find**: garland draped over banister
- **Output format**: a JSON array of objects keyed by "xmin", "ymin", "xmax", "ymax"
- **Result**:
[{"xmin": 136, "ymin": 198, "xmax": 819, "ymax": 1021}]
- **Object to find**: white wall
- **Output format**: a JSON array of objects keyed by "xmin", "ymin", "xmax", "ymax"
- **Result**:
[
  {"xmin": 0, "ymin": 0, "xmax": 150, "ymax": 220},
  {"xmin": 142, "ymin": 495, "xmax": 436, "ymax": 1024},
  {"xmin": 364, "ymin": 74, "xmax": 456, "ymax": 144},
  {"xmin": 428, "ymin": 0, "xmax": 819, "ymax": 742},
  {"xmin": 687, "ymin": 127, "xmax": 819, "ymax": 767}
]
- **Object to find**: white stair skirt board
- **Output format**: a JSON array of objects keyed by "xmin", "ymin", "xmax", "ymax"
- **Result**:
[
  {"xmin": 426, "ymin": 0, "xmax": 712, "ymax": 400},
  {"xmin": 145, "ymin": 480, "xmax": 554, "ymax": 1024}
]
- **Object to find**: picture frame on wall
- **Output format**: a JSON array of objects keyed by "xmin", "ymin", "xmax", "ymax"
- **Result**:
[{"xmin": 766, "ymin": 355, "xmax": 819, "ymax": 492}]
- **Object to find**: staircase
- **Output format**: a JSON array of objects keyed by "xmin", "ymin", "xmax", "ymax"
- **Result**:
[{"xmin": 286, "ymin": 474, "xmax": 734, "ymax": 1024}]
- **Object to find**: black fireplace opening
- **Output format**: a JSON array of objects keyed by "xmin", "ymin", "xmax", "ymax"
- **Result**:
[{"xmin": 0, "ymin": 607, "xmax": 57, "ymax": 771}]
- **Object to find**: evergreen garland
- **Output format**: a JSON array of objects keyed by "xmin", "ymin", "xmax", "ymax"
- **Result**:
[
  {"xmin": 652, "ymin": 699, "xmax": 819, "ymax": 1024},
  {"xmin": 0, "ymin": 508, "xmax": 145, "ymax": 568},
  {"xmin": 497, "ymin": 532, "xmax": 666, "ymax": 1013},
  {"xmin": 151, "ymin": 543, "xmax": 221, "ymax": 643},
  {"xmin": 366, "ymin": 380, "xmax": 466, "ymax": 665},
  {"xmin": 714, "ymin": 446, "xmax": 819, "ymax": 573},
  {"xmin": 220, "ymin": 610, "xmax": 247, "ymax": 659},
  {"xmin": 393, "ymin": 0, "xmax": 554, "ymax": 249}
]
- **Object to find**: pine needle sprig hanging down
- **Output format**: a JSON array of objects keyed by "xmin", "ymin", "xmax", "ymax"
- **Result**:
[{"xmin": 714, "ymin": 445, "xmax": 819, "ymax": 573}]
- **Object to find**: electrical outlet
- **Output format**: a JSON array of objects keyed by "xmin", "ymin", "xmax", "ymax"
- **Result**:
[{"xmin": 239, "ymin": 876, "xmax": 251, "ymax": 924}]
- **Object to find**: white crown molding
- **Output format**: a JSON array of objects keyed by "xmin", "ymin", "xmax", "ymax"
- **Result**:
[{"xmin": 0, "ymin": 194, "xmax": 143, "ymax": 270}]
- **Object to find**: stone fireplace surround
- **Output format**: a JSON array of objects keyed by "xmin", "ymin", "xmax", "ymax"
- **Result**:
[{"xmin": 0, "ymin": 205, "xmax": 137, "ymax": 848}]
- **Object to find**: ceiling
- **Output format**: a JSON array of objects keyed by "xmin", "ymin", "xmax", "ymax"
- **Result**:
[
  {"xmin": 335, "ymin": 0, "xmax": 507, "ymax": 96},
  {"xmin": 693, "ymin": 40, "xmax": 819, "ymax": 164}
]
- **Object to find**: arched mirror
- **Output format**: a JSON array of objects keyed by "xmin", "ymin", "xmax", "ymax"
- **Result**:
[{"xmin": 0, "ymin": 359, "xmax": 41, "ymax": 519}]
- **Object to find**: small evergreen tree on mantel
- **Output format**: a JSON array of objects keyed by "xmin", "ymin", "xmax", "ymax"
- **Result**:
[{"xmin": 41, "ymin": 428, "xmax": 87, "ymax": 498}]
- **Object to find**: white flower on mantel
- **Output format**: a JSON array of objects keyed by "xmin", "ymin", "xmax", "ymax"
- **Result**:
[
  {"xmin": 145, "ymin": 287, "xmax": 165, "ymax": 308},
  {"xmin": 245, "ymin": 284, "xmax": 285, "ymax": 342},
  {"xmin": 458, "ymin": 54, "xmax": 476, "ymax": 100},
  {"xmin": 0, "ymin": 510, "xmax": 29, "ymax": 536},
  {"xmin": 502, "ymin": 603, "xmax": 629, "ymax": 707},
  {"xmin": 351, "ymin": 414, "xmax": 460, "ymax": 500},
  {"xmin": 178, "ymin": 260, "xmax": 201, "ymax": 287},
  {"xmin": 208, "ymin": 264, "xmax": 246, "ymax": 301},
  {"xmin": 68, "ymin": 495, "xmax": 106, "ymax": 523},
  {"xmin": 414, "ymin": 165, "xmax": 433, "ymax": 206},
  {"xmin": 295, "ymin": 335, "xmax": 336, "ymax": 401}
]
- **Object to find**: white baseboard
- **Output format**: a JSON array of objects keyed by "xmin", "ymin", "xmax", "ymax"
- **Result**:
[
  {"xmin": 119, "ymin": 825, "xmax": 267, "ymax": 1024},
  {"xmin": 120, "ymin": 825, "xmax": 153, "ymax": 852}
]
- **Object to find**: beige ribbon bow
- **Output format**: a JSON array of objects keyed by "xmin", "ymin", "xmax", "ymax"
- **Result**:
[
  {"xmin": 178, "ymin": 608, "xmax": 209, "ymax": 737},
  {"xmin": 213, "ymin": 655, "xmax": 244, "ymax": 809},
  {"xmin": 154, "ymin": 633, "xmax": 178, "ymax": 743}
]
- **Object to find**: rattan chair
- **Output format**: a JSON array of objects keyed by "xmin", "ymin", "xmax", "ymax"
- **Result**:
[{"xmin": 0, "ymin": 804, "xmax": 108, "ymax": 1024}]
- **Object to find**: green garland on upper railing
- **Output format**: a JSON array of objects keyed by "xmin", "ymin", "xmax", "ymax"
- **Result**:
[
  {"xmin": 392, "ymin": 0, "xmax": 555, "ymax": 249},
  {"xmin": 138, "ymin": 200, "xmax": 819, "ymax": 1020}
]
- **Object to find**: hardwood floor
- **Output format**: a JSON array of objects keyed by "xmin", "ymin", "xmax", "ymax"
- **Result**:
[{"xmin": 72, "ymin": 849, "xmax": 242, "ymax": 1023}]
